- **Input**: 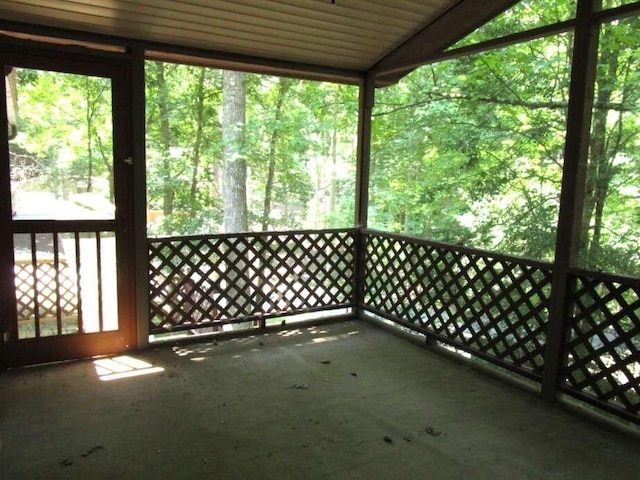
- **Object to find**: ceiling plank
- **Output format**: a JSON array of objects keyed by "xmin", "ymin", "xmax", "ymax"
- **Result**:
[
  {"xmin": 370, "ymin": 0, "xmax": 521, "ymax": 83},
  {"xmin": 47, "ymin": 0, "xmax": 399, "ymax": 47},
  {"xmin": 0, "ymin": 2, "xmax": 382, "ymax": 69},
  {"xmin": 0, "ymin": 0, "xmax": 454, "ymax": 71}
]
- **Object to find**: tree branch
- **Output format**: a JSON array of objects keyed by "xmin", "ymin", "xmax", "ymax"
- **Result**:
[{"xmin": 373, "ymin": 91, "xmax": 636, "ymax": 117}]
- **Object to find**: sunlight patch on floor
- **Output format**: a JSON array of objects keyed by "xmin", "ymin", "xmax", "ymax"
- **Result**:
[{"xmin": 94, "ymin": 355, "xmax": 164, "ymax": 381}]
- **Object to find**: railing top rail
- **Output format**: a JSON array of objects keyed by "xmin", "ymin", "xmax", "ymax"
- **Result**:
[
  {"xmin": 361, "ymin": 228, "xmax": 554, "ymax": 271},
  {"xmin": 569, "ymin": 267, "xmax": 640, "ymax": 287},
  {"xmin": 148, "ymin": 227, "xmax": 358, "ymax": 244}
]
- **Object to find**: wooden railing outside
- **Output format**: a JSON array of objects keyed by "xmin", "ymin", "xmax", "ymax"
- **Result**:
[
  {"xmin": 360, "ymin": 230, "xmax": 552, "ymax": 380},
  {"xmin": 148, "ymin": 229, "xmax": 356, "ymax": 333},
  {"xmin": 15, "ymin": 257, "xmax": 78, "ymax": 323},
  {"xmin": 561, "ymin": 270, "xmax": 640, "ymax": 422}
]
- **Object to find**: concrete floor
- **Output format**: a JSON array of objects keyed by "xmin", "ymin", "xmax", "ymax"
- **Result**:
[{"xmin": 1, "ymin": 319, "xmax": 640, "ymax": 480}]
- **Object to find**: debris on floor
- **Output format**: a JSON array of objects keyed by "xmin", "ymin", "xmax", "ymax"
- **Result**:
[
  {"xmin": 383, "ymin": 435, "xmax": 393, "ymax": 444},
  {"xmin": 290, "ymin": 383, "xmax": 310, "ymax": 390},
  {"xmin": 59, "ymin": 445, "xmax": 104, "ymax": 467},
  {"xmin": 425, "ymin": 426, "xmax": 442, "ymax": 437},
  {"xmin": 81, "ymin": 445, "xmax": 104, "ymax": 458},
  {"xmin": 350, "ymin": 372, "xmax": 358, "ymax": 377},
  {"xmin": 320, "ymin": 360, "xmax": 331, "ymax": 364}
]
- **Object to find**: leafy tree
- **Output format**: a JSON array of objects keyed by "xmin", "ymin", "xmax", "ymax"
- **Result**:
[
  {"xmin": 371, "ymin": 30, "xmax": 571, "ymax": 260},
  {"xmin": 370, "ymin": 1, "xmax": 640, "ymax": 278}
]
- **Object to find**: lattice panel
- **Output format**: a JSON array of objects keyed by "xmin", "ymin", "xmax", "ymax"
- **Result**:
[
  {"xmin": 363, "ymin": 233, "xmax": 552, "ymax": 376},
  {"xmin": 148, "ymin": 230, "xmax": 355, "ymax": 333},
  {"xmin": 563, "ymin": 275, "xmax": 640, "ymax": 418},
  {"xmin": 14, "ymin": 259, "xmax": 78, "ymax": 320},
  {"xmin": 258, "ymin": 231, "xmax": 355, "ymax": 313}
]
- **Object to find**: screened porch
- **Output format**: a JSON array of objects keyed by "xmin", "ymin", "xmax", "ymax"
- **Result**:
[{"xmin": 1, "ymin": 4, "xmax": 640, "ymax": 475}]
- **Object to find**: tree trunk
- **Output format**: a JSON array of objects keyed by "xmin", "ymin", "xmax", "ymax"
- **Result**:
[
  {"xmin": 85, "ymin": 79, "xmax": 113, "ymax": 202},
  {"xmin": 578, "ymin": 25, "xmax": 619, "ymax": 269},
  {"xmin": 155, "ymin": 62, "xmax": 174, "ymax": 217},
  {"xmin": 261, "ymin": 77, "xmax": 291, "ymax": 230},
  {"xmin": 222, "ymin": 70, "xmax": 248, "ymax": 233},
  {"xmin": 94, "ymin": 133, "xmax": 114, "ymax": 203},
  {"xmin": 329, "ymin": 127, "xmax": 338, "ymax": 216},
  {"xmin": 85, "ymin": 78, "xmax": 93, "ymax": 193},
  {"xmin": 6, "ymin": 68, "xmax": 18, "ymax": 139},
  {"xmin": 221, "ymin": 70, "xmax": 251, "ymax": 327},
  {"xmin": 190, "ymin": 68, "xmax": 207, "ymax": 206}
]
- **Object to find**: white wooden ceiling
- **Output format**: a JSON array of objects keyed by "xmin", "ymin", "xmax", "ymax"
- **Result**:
[{"xmin": 0, "ymin": 0, "xmax": 519, "ymax": 81}]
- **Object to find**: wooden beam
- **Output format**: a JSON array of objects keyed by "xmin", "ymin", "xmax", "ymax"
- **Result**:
[
  {"xmin": 0, "ymin": 19, "xmax": 363, "ymax": 85},
  {"xmin": 422, "ymin": 0, "xmax": 640, "ymax": 70},
  {"xmin": 371, "ymin": 0, "xmax": 520, "ymax": 83},
  {"xmin": 145, "ymin": 50, "xmax": 361, "ymax": 85},
  {"xmin": 415, "ymin": 20, "xmax": 575, "ymax": 69}
]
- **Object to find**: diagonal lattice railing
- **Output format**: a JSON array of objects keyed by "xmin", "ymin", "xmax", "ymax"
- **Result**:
[
  {"xmin": 148, "ymin": 229, "xmax": 355, "ymax": 333},
  {"xmin": 146, "ymin": 227, "xmax": 640, "ymax": 424},
  {"xmin": 562, "ymin": 272, "xmax": 640, "ymax": 420},
  {"xmin": 361, "ymin": 231, "xmax": 553, "ymax": 379}
]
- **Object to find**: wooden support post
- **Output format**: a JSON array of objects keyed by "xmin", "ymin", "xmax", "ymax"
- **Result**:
[
  {"xmin": 131, "ymin": 45, "xmax": 150, "ymax": 348},
  {"xmin": 354, "ymin": 73, "xmax": 374, "ymax": 314},
  {"xmin": 355, "ymin": 72, "xmax": 374, "ymax": 229},
  {"xmin": 541, "ymin": 0, "xmax": 600, "ymax": 401},
  {"xmin": 0, "ymin": 65, "xmax": 18, "ymax": 367}
]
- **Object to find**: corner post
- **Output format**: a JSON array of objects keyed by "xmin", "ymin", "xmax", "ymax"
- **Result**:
[
  {"xmin": 541, "ymin": 0, "xmax": 600, "ymax": 400},
  {"xmin": 354, "ymin": 72, "xmax": 375, "ymax": 315}
]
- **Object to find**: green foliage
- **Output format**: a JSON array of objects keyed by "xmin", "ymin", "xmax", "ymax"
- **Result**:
[
  {"xmin": 370, "ymin": 4, "xmax": 640, "ymax": 278},
  {"xmin": 371, "ymin": 33, "xmax": 571, "ymax": 260},
  {"xmin": 10, "ymin": 69, "xmax": 114, "ymax": 213},
  {"xmin": 145, "ymin": 62, "xmax": 223, "ymax": 234}
]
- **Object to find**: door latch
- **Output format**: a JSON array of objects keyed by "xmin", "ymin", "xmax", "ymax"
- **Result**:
[{"xmin": 123, "ymin": 157, "xmax": 133, "ymax": 165}]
